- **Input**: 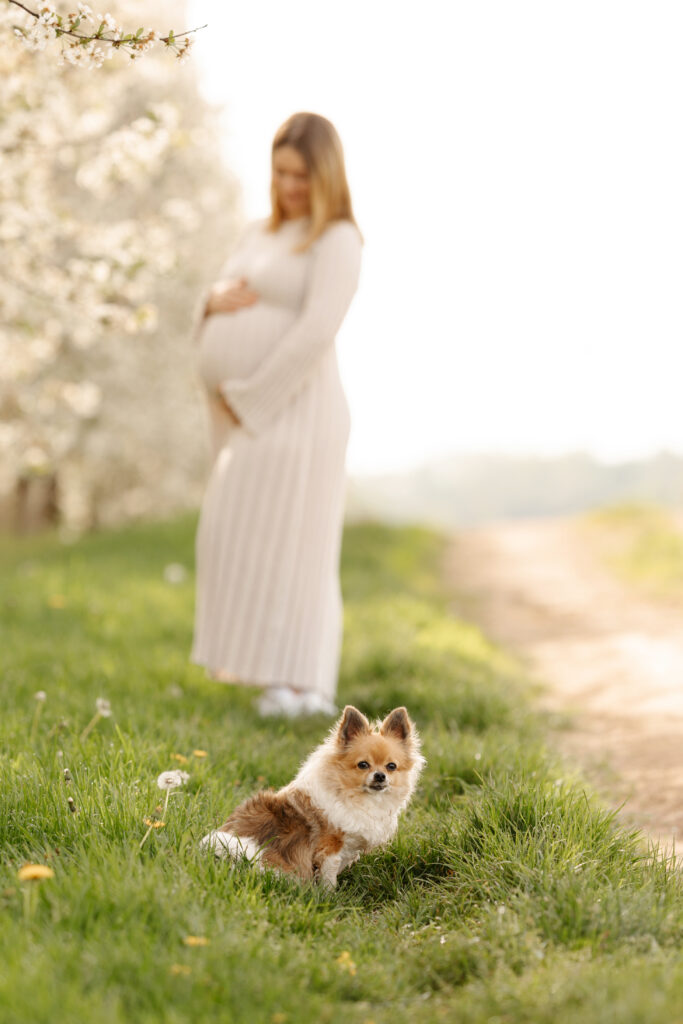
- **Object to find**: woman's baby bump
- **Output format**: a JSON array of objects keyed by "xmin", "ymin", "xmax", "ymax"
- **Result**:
[{"xmin": 196, "ymin": 301, "xmax": 298, "ymax": 389}]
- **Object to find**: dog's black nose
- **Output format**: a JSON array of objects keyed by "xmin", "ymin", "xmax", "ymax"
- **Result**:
[{"xmin": 374, "ymin": 771, "xmax": 386, "ymax": 783}]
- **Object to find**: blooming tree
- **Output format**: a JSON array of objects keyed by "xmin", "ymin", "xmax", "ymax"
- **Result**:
[{"xmin": 0, "ymin": 0, "xmax": 242, "ymax": 529}]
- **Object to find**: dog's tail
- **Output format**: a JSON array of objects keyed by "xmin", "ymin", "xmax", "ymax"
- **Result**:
[{"xmin": 199, "ymin": 829, "xmax": 263, "ymax": 864}]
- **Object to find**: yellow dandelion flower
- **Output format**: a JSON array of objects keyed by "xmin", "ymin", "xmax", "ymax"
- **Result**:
[
  {"xmin": 192, "ymin": 750, "xmax": 208, "ymax": 758},
  {"xmin": 336, "ymin": 950, "xmax": 357, "ymax": 975},
  {"xmin": 171, "ymin": 753, "xmax": 189, "ymax": 764},
  {"xmin": 48, "ymin": 594, "xmax": 66, "ymax": 609},
  {"xmin": 272, "ymin": 1014, "xmax": 288, "ymax": 1024},
  {"xmin": 17, "ymin": 864, "xmax": 55, "ymax": 881},
  {"xmin": 169, "ymin": 964, "xmax": 192, "ymax": 976},
  {"xmin": 183, "ymin": 935, "xmax": 210, "ymax": 947},
  {"xmin": 143, "ymin": 818, "xmax": 166, "ymax": 829}
]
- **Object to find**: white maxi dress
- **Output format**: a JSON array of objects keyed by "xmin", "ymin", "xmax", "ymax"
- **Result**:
[{"xmin": 190, "ymin": 215, "xmax": 362, "ymax": 704}]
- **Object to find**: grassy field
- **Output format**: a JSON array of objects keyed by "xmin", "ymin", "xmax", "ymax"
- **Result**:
[
  {"xmin": 1, "ymin": 515, "xmax": 683, "ymax": 1023},
  {"xmin": 585, "ymin": 502, "xmax": 683, "ymax": 601}
]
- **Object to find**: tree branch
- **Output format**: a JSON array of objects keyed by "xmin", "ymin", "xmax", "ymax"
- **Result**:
[{"xmin": 7, "ymin": 1, "xmax": 207, "ymax": 54}]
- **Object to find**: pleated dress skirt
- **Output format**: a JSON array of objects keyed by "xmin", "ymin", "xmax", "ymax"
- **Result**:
[{"xmin": 190, "ymin": 348, "xmax": 350, "ymax": 704}]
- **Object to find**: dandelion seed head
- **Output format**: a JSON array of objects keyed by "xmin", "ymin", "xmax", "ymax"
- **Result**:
[
  {"xmin": 95, "ymin": 697, "xmax": 112, "ymax": 717},
  {"xmin": 157, "ymin": 770, "xmax": 189, "ymax": 791},
  {"xmin": 34, "ymin": 691, "xmax": 47, "ymax": 702},
  {"xmin": 164, "ymin": 562, "xmax": 187, "ymax": 584}
]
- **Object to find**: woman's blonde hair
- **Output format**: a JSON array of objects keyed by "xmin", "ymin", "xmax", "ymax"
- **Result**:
[{"xmin": 267, "ymin": 112, "xmax": 363, "ymax": 252}]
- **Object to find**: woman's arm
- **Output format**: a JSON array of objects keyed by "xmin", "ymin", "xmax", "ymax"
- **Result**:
[
  {"xmin": 218, "ymin": 220, "xmax": 362, "ymax": 436},
  {"xmin": 189, "ymin": 219, "xmax": 262, "ymax": 344},
  {"xmin": 189, "ymin": 285, "xmax": 213, "ymax": 345}
]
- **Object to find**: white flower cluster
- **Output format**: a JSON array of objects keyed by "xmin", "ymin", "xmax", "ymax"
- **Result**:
[
  {"xmin": 14, "ymin": 2, "xmax": 59, "ymax": 51},
  {"xmin": 76, "ymin": 102, "xmax": 180, "ymax": 197},
  {"xmin": 175, "ymin": 37, "xmax": 193, "ymax": 65},
  {"xmin": 11, "ymin": 2, "xmax": 196, "ymax": 68},
  {"xmin": 0, "ymin": 37, "xmax": 174, "ymax": 496},
  {"xmin": 58, "ymin": 38, "xmax": 113, "ymax": 69}
]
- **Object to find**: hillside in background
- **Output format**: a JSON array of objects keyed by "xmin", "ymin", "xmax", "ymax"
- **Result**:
[{"xmin": 346, "ymin": 450, "xmax": 683, "ymax": 527}]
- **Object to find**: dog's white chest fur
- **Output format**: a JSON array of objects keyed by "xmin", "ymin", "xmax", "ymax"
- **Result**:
[{"xmin": 284, "ymin": 764, "xmax": 403, "ymax": 851}]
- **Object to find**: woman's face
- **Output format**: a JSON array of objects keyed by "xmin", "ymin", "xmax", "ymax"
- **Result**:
[{"xmin": 272, "ymin": 145, "xmax": 311, "ymax": 219}]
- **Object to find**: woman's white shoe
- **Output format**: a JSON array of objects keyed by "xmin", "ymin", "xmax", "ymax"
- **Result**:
[
  {"xmin": 297, "ymin": 691, "xmax": 337, "ymax": 716},
  {"xmin": 256, "ymin": 686, "xmax": 336, "ymax": 718}
]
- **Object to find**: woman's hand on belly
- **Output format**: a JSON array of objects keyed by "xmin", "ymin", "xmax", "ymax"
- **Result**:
[{"xmin": 206, "ymin": 277, "xmax": 260, "ymax": 315}]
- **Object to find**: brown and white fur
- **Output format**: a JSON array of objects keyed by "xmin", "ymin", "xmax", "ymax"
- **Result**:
[{"xmin": 200, "ymin": 705, "xmax": 425, "ymax": 888}]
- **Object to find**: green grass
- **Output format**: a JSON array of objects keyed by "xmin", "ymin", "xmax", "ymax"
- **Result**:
[
  {"xmin": 1, "ymin": 515, "xmax": 683, "ymax": 1023},
  {"xmin": 585, "ymin": 502, "xmax": 683, "ymax": 600}
]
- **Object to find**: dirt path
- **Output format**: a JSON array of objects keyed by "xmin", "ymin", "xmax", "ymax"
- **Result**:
[{"xmin": 445, "ymin": 518, "xmax": 683, "ymax": 858}]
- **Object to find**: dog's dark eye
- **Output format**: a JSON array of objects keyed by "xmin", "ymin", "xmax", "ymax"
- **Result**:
[
  {"xmin": 386, "ymin": 762, "xmax": 397, "ymax": 771},
  {"xmin": 357, "ymin": 761, "xmax": 370, "ymax": 770}
]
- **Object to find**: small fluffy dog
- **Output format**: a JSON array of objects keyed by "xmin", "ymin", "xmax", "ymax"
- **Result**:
[{"xmin": 200, "ymin": 705, "xmax": 425, "ymax": 887}]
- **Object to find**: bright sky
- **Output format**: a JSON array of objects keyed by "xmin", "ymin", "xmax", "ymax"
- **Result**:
[{"xmin": 187, "ymin": 0, "xmax": 683, "ymax": 475}]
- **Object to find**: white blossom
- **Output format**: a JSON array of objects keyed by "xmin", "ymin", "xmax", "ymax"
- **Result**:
[
  {"xmin": 176, "ymin": 38, "xmax": 193, "ymax": 64},
  {"xmin": 38, "ymin": 2, "xmax": 58, "ymax": 20},
  {"xmin": 61, "ymin": 381, "xmax": 102, "ymax": 419},
  {"xmin": 23, "ymin": 447, "xmax": 51, "ymax": 473}
]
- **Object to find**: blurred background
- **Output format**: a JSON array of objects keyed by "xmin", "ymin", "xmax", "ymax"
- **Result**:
[{"xmin": 2, "ymin": 0, "xmax": 683, "ymax": 533}]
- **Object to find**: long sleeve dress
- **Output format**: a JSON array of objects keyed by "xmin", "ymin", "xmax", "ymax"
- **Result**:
[{"xmin": 190, "ymin": 214, "xmax": 363, "ymax": 703}]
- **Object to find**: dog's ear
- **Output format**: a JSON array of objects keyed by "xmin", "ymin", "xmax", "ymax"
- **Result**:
[
  {"xmin": 380, "ymin": 707, "xmax": 412, "ymax": 741},
  {"xmin": 337, "ymin": 705, "xmax": 370, "ymax": 745}
]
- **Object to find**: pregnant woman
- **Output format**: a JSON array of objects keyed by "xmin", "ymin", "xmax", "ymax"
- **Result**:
[{"xmin": 190, "ymin": 111, "xmax": 363, "ymax": 718}]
